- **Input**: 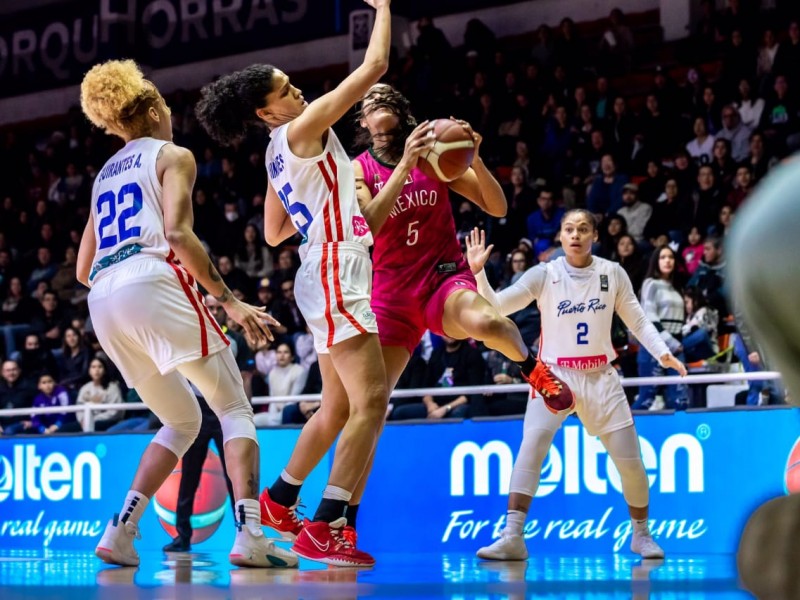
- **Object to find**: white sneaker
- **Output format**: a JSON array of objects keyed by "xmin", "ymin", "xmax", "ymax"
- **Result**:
[
  {"xmin": 631, "ymin": 530, "xmax": 665, "ymax": 559},
  {"xmin": 95, "ymin": 514, "xmax": 141, "ymax": 567},
  {"xmin": 476, "ymin": 532, "xmax": 528, "ymax": 561},
  {"xmin": 229, "ymin": 525, "xmax": 299, "ymax": 568}
]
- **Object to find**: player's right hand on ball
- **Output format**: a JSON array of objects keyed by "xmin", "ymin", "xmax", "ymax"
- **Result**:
[
  {"xmin": 224, "ymin": 300, "xmax": 280, "ymax": 346},
  {"xmin": 465, "ymin": 227, "xmax": 493, "ymax": 274},
  {"xmin": 399, "ymin": 120, "xmax": 435, "ymax": 170}
]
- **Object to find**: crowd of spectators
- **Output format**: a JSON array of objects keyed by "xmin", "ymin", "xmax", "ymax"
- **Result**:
[{"xmin": 1, "ymin": 1, "xmax": 794, "ymax": 433}]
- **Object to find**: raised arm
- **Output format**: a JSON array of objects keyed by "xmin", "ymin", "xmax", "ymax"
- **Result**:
[
  {"xmin": 289, "ymin": 0, "xmax": 391, "ymax": 146},
  {"xmin": 465, "ymin": 228, "xmax": 543, "ymax": 315},
  {"xmin": 160, "ymin": 144, "xmax": 276, "ymax": 345},
  {"xmin": 448, "ymin": 121, "xmax": 507, "ymax": 217}
]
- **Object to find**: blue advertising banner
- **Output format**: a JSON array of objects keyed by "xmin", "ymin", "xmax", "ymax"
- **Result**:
[
  {"xmin": 0, "ymin": 428, "xmax": 326, "ymax": 552},
  {"xmin": 358, "ymin": 409, "xmax": 800, "ymax": 555},
  {"xmin": 1, "ymin": 409, "xmax": 798, "ymax": 556}
]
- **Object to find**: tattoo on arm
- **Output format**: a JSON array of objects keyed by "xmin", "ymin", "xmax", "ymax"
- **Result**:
[
  {"xmin": 214, "ymin": 288, "xmax": 233, "ymax": 304},
  {"xmin": 208, "ymin": 261, "xmax": 222, "ymax": 282}
]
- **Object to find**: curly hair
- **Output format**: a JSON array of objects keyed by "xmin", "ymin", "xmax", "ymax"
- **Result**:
[
  {"xmin": 195, "ymin": 64, "xmax": 277, "ymax": 146},
  {"xmin": 353, "ymin": 83, "xmax": 417, "ymax": 159},
  {"xmin": 80, "ymin": 60, "xmax": 161, "ymax": 139}
]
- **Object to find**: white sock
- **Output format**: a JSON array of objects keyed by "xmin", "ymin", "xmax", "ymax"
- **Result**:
[
  {"xmin": 322, "ymin": 485, "xmax": 352, "ymax": 502},
  {"xmin": 281, "ymin": 469, "xmax": 303, "ymax": 486},
  {"xmin": 119, "ymin": 490, "xmax": 149, "ymax": 526},
  {"xmin": 235, "ymin": 498, "xmax": 261, "ymax": 533},
  {"xmin": 505, "ymin": 510, "xmax": 526, "ymax": 536},
  {"xmin": 632, "ymin": 517, "xmax": 650, "ymax": 534}
]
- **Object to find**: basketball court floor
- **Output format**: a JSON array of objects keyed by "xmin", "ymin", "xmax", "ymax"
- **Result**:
[{"xmin": 0, "ymin": 548, "xmax": 752, "ymax": 599}]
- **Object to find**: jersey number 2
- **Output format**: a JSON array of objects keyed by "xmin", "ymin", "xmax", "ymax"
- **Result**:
[
  {"xmin": 97, "ymin": 182, "xmax": 143, "ymax": 249},
  {"xmin": 576, "ymin": 322, "xmax": 589, "ymax": 345}
]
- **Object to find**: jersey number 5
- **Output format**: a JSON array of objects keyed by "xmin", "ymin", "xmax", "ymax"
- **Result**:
[
  {"xmin": 96, "ymin": 182, "xmax": 143, "ymax": 249},
  {"xmin": 407, "ymin": 220, "xmax": 419, "ymax": 246},
  {"xmin": 576, "ymin": 322, "xmax": 589, "ymax": 345}
]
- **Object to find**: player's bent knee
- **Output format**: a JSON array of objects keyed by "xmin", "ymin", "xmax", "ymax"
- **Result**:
[
  {"xmin": 219, "ymin": 401, "xmax": 258, "ymax": 444},
  {"xmin": 318, "ymin": 402, "xmax": 350, "ymax": 431},
  {"xmin": 152, "ymin": 419, "xmax": 202, "ymax": 458}
]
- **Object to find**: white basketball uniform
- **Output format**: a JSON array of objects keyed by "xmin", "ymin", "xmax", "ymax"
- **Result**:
[
  {"xmin": 477, "ymin": 256, "xmax": 670, "ymax": 436},
  {"xmin": 87, "ymin": 138, "xmax": 229, "ymax": 387},
  {"xmin": 265, "ymin": 124, "xmax": 377, "ymax": 353}
]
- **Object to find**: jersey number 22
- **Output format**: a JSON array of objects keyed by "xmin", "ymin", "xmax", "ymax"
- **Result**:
[{"xmin": 96, "ymin": 182, "xmax": 143, "ymax": 249}]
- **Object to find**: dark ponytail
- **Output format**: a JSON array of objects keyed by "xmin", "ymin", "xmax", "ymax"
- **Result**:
[{"xmin": 196, "ymin": 64, "xmax": 277, "ymax": 146}]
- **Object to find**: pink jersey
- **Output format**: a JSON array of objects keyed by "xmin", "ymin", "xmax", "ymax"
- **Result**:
[{"xmin": 355, "ymin": 149, "xmax": 462, "ymax": 288}]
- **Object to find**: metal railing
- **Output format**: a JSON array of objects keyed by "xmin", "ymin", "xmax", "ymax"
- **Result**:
[{"xmin": 0, "ymin": 371, "xmax": 784, "ymax": 432}]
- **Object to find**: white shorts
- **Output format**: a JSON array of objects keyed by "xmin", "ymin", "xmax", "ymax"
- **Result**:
[
  {"xmin": 88, "ymin": 256, "xmax": 230, "ymax": 387},
  {"xmin": 294, "ymin": 242, "xmax": 378, "ymax": 354},
  {"xmin": 531, "ymin": 364, "xmax": 633, "ymax": 437}
]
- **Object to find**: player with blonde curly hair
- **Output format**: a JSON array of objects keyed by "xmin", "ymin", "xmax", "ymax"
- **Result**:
[{"xmin": 78, "ymin": 59, "xmax": 297, "ymax": 569}]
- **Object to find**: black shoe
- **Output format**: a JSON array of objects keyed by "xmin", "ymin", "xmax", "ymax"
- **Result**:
[{"xmin": 163, "ymin": 535, "xmax": 191, "ymax": 552}]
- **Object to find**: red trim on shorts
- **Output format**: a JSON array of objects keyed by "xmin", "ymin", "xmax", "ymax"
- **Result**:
[
  {"xmin": 331, "ymin": 243, "xmax": 368, "ymax": 336},
  {"xmin": 320, "ymin": 244, "xmax": 336, "ymax": 347},
  {"xmin": 317, "ymin": 158, "xmax": 336, "ymax": 242},
  {"xmin": 179, "ymin": 269, "xmax": 229, "ymax": 347},
  {"xmin": 325, "ymin": 153, "xmax": 345, "ymax": 241},
  {"xmin": 166, "ymin": 261, "xmax": 209, "ymax": 356},
  {"xmin": 195, "ymin": 288, "xmax": 231, "ymax": 347}
]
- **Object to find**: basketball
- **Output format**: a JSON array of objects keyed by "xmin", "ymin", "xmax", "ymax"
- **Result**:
[
  {"xmin": 785, "ymin": 437, "xmax": 800, "ymax": 494},
  {"xmin": 153, "ymin": 450, "xmax": 228, "ymax": 544},
  {"xmin": 418, "ymin": 118, "xmax": 475, "ymax": 182}
]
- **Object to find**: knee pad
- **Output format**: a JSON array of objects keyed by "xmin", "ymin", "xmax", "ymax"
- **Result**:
[
  {"xmin": 613, "ymin": 456, "xmax": 649, "ymax": 508},
  {"xmin": 178, "ymin": 350, "xmax": 258, "ymax": 445},
  {"xmin": 219, "ymin": 405, "xmax": 257, "ymax": 445},
  {"xmin": 152, "ymin": 416, "xmax": 201, "ymax": 458}
]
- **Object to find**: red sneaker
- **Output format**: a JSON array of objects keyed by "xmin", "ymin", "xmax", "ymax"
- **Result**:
[
  {"xmin": 342, "ymin": 525, "xmax": 357, "ymax": 547},
  {"xmin": 292, "ymin": 518, "xmax": 375, "ymax": 567},
  {"xmin": 523, "ymin": 362, "xmax": 575, "ymax": 414},
  {"xmin": 259, "ymin": 487, "xmax": 304, "ymax": 541}
]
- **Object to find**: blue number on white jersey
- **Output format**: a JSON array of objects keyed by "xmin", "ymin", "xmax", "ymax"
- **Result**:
[
  {"xmin": 576, "ymin": 322, "xmax": 589, "ymax": 345},
  {"xmin": 97, "ymin": 181, "xmax": 144, "ymax": 249},
  {"xmin": 277, "ymin": 182, "xmax": 313, "ymax": 241}
]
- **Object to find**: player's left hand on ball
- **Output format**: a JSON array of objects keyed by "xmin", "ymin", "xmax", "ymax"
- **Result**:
[
  {"xmin": 400, "ymin": 120, "xmax": 435, "ymax": 170},
  {"xmin": 660, "ymin": 353, "xmax": 687, "ymax": 377}
]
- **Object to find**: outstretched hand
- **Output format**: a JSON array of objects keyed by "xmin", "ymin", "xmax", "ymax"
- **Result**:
[
  {"xmin": 223, "ymin": 299, "xmax": 281, "ymax": 347},
  {"xmin": 464, "ymin": 227, "xmax": 493, "ymax": 275},
  {"xmin": 660, "ymin": 353, "xmax": 688, "ymax": 377}
]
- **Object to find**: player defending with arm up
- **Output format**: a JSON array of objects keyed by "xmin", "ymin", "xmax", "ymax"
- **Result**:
[{"xmin": 466, "ymin": 212, "xmax": 685, "ymax": 561}]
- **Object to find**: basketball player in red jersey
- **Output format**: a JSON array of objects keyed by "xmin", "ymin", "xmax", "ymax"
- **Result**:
[{"xmin": 256, "ymin": 83, "xmax": 575, "ymax": 547}]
